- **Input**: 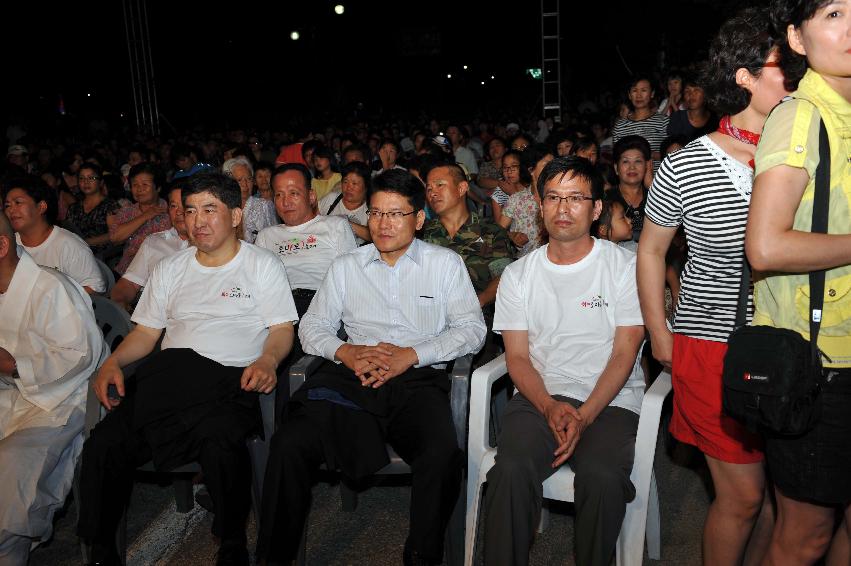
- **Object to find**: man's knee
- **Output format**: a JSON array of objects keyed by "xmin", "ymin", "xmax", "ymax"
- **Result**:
[
  {"xmin": 575, "ymin": 465, "xmax": 633, "ymax": 503},
  {"xmin": 487, "ymin": 452, "xmax": 541, "ymax": 492}
]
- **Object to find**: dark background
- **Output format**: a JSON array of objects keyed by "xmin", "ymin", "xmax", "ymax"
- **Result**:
[{"xmin": 4, "ymin": 0, "xmax": 750, "ymax": 134}]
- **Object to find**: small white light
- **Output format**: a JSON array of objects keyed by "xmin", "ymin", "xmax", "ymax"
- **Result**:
[
  {"xmin": 290, "ymin": 31, "xmax": 300, "ymax": 41},
  {"xmin": 447, "ymin": 74, "xmax": 452, "ymax": 79},
  {"xmin": 334, "ymin": 4, "xmax": 344, "ymax": 14},
  {"xmin": 87, "ymin": 93, "xmax": 92, "ymax": 97},
  {"xmin": 480, "ymin": 81, "xmax": 485, "ymax": 85},
  {"xmin": 463, "ymin": 65, "xmax": 468, "ymax": 70},
  {"xmin": 491, "ymin": 75, "xmax": 495, "ymax": 79}
]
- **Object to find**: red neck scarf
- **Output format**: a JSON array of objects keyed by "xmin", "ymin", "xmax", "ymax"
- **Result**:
[{"xmin": 717, "ymin": 115, "xmax": 761, "ymax": 169}]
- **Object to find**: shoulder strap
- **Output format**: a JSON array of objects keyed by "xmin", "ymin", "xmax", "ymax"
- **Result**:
[
  {"xmin": 734, "ymin": 118, "xmax": 830, "ymax": 363},
  {"xmin": 808, "ymin": 119, "xmax": 830, "ymax": 363},
  {"xmin": 326, "ymin": 193, "xmax": 345, "ymax": 215}
]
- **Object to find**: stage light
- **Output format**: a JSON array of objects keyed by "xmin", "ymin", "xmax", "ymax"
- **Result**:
[
  {"xmin": 334, "ymin": 4, "xmax": 344, "ymax": 14},
  {"xmin": 290, "ymin": 31, "xmax": 300, "ymax": 40}
]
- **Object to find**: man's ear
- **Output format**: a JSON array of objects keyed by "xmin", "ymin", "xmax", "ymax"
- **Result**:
[
  {"xmin": 592, "ymin": 199, "xmax": 603, "ymax": 222},
  {"xmin": 458, "ymin": 181, "xmax": 469, "ymax": 198},
  {"xmin": 231, "ymin": 206, "xmax": 243, "ymax": 228},
  {"xmin": 415, "ymin": 209, "xmax": 426, "ymax": 231}
]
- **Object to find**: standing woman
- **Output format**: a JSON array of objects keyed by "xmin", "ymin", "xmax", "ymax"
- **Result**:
[
  {"xmin": 637, "ymin": 7, "xmax": 790, "ymax": 565},
  {"xmin": 747, "ymin": 1, "xmax": 851, "ymax": 564},
  {"xmin": 612, "ymin": 75, "xmax": 670, "ymax": 172}
]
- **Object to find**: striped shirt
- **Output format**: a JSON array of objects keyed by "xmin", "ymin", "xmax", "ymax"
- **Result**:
[
  {"xmin": 613, "ymin": 114, "xmax": 670, "ymax": 173},
  {"xmin": 298, "ymin": 238, "xmax": 487, "ymax": 367},
  {"xmin": 645, "ymin": 136, "xmax": 753, "ymax": 342}
]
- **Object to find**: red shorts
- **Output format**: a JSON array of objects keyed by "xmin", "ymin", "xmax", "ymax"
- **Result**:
[{"xmin": 670, "ymin": 334, "xmax": 764, "ymax": 464}]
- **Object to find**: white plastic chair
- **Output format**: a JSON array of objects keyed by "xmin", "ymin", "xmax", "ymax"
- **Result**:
[
  {"xmin": 464, "ymin": 354, "xmax": 672, "ymax": 566},
  {"xmin": 94, "ymin": 257, "xmax": 116, "ymax": 295}
]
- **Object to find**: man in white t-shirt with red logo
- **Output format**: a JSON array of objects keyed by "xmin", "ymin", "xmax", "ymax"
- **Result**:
[
  {"xmin": 256, "ymin": 163, "xmax": 357, "ymax": 318},
  {"xmin": 482, "ymin": 156, "xmax": 645, "ymax": 566},
  {"xmin": 77, "ymin": 173, "xmax": 298, "ymax": 566}
]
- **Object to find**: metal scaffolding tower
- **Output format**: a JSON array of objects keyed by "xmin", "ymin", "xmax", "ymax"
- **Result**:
[
  {"xmin": 123, "ymin": 0, "xmax": 160, "ymax": 135},
  {"xmin": 541, "ymin": 0, "xmax": 561, "ymax": 122}
]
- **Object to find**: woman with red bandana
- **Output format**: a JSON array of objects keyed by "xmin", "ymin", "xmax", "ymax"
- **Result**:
[{"xmin": 637, "ymin": 7, "xmax": 791, "ymax": 565}]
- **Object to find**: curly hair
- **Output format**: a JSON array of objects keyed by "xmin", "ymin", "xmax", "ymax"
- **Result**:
[
  {"xmin": 701, "ymin": 6, "xmax": 783, "ymax": 116},
  {"xmin": 770, "ymin": 0, "xmax": 832, "ymax": 91}
]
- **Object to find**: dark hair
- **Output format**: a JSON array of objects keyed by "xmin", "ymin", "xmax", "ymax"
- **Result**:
[
  {"xmin": 485, "ymin": 136, "xmax": 507, "ymax": 156},
  {"xmin": 78, "ymin": 162, "xmax": 104, "ymax": 179},
  {"xmin": 660, "ymin": 135, "xmax": 691, "ymax": 156},
  {"xmin": 613, "ymin": 135, "xmax": 652, "ymax": 162},
  {"xmin": 372, "ymin": 169, "xmax": 425, "ymax": 211},
  {"xmin": 379, "ymin": 138, "xmax": 400, "ymax": 153},
  {"xmin": 301, "ymin": 140, "xmax": 322, "ymax": 159},
  {"xmin": 427, "ymin": 162, "xmax": 468, "ymax": 185},
  {"xmin": 182, "ymin": 172, "xmax": 241, "ymax": 210},
  {"xmin": 592, "ymin": 200, "xmax": 617, "ymax": 239},
  {"xmin": 313, "ymin": 144, "xmax": 335, "ymax": 162},
  {"xmin": 569, "ymin": 138, "xmax": 600, "ymax": 157},
  {"xmin": 341, "ymin": 161, "xmax": 373, "ymax": 191},
  {"xmin": 507, "ymin": 133, "xmax": 532, "ymax": 150},
  {"xmin": 702, "ymin": 6, "xmax": 783, "ymax": 115},
  {"xmin": 521, "ymin": 143, "xmax": 554, "ymax": 175},
  {"xmin": 254, "ymin": 160, "xmax": 274, "ymax": 176},
  {"xmin": 502, "ymin": 149, "xmax": 532, "ymax": 185},
  {"xmin": 770, "ymin": 0, "xmax": 831, "ymax": 90},
  {"xmin": 271, "ymin": 163, "xmax": 313, "ymax": 189},
  {"xmin": 551, "ymin": 130, "xmax": 577, "ymax": 150},
  {"xmin": 128, "ymin": 162, "xmax": 159, "ymax": 185},
  {"xmin": 342, "ymin": 143, "xmax": 369, "ymax": 164},
  {"xmin": 625, "ymin": 74, "xmax": 657, "ymax": 111},
  {"xmin": 537, "ymin": 156, "xmax": 605, "ymax": 201},
  {"xmin": 171, "ymin": 143, "xmax": 196, "ymax": 162},
  {"xmin": 7, "ymin": 176, "xmax": 58, "ymax": 225}
]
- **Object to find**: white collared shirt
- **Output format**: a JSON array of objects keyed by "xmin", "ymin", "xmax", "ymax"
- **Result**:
[
  {"xmin": 299, "ymin": 238, "xmax": 486, "ymax": 367},
  {"xmin": 122, "ymin": 227, "xmax": 190, "ymax": 287}
]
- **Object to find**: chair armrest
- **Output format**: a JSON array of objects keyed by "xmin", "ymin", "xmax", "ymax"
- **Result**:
[
  {"xmin": 448, "ymin": 354, "xmax": 473, "ymax": 450},
  {"xmin": 288, "ymin": 355, "xmax": 326, "ymax": 395},
  {"xmin": 259, "ymin": 386, "xmax": 276, "ymax": 441},
  {"xmin": 468, "ymin": 355, "xmax": 508, "ymax": 465},
  {"xmin": 630, "ymin": 369, "xmax": 673, "ymax": 487}
]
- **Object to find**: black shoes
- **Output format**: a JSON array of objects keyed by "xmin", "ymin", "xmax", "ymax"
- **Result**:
[{"xmin": 216, "ymin": 541, "xmax": 250, "ymax": 566}]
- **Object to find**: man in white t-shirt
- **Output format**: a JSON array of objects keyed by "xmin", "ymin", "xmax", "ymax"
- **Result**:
[
  {"xmin": 482, "ymin": 157, "xmax": 645, "ymax": 566},
  {"xmin": 111, "ymin": 182, "xmax": 190, "ymax": 311},
  {"xmin": 4, "ymin": 177, "xmax": 105, "ymax": 294},
  {"xmin": 77, "ymin": 173, "xmax": 298, "ymax": 565},
  {"xmin": 256, "ymin": 163, "xmax": 357, "ymax": 318}
]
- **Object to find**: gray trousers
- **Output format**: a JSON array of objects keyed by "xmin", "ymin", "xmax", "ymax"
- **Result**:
[{"xmin": 482, "ymin": 394, "xmax": 639, "ymax": 566}]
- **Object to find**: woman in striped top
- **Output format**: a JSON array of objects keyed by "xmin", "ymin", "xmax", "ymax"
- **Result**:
[
  {"xmin": 612, "ymin": 75, "xmax": 670, "ymax": 171},
  {"xmin": 637, "ymin": 7, "xmax": 791, "ymax": 565}
]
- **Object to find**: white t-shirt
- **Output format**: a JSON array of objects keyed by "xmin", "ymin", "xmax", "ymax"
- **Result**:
[
  {"xmin": 255, "ymin": 215, "xmax": 357, "ymax": 291},
  {"xmin": 318, "ymin": 190, "xmax": 368, "ymax": 244},
  {"xmin": 122, "ymin": 227, "xmax": 190, "ymax": 286},
  {"xmin": 493, "ymin": 239, "xmax": 645, "ymax": 414},
  {"xmin": 132, "ymin": 243, "xmax": 298, "ymax": 367},
  {"xmin": 16, "ymin": 226, "xmax": 105, "ymax": 293},
  {"xmin": 454, "ymin": 146, "xmax": 479, "ymax": 176}
]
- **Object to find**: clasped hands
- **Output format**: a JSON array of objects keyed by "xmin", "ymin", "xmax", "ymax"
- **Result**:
[
  {"xmin": 337, "ymin": 343, "xmax": 418, "ymax": 389},
  {"xmin": 543, "ymin": 399, "xmax": 588, "ymax": 468}
]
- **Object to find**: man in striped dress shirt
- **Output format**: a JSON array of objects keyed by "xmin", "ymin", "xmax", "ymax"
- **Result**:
[{"xmin": 257, "ymin": 169, "xmax": 487, "ymax": 566}]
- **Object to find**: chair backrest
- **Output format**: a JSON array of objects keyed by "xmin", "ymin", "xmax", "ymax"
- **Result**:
[
  {"xmin": 90, "ymin": 294, "xmax": 133, "ymax": 353},
  {"xmin": 94, "ymin": 257, "xmax": 116, "ymax": 295}
]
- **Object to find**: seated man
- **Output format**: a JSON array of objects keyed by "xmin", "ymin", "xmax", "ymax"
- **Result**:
[
  {"xmin": 423, "ymin": 162, "xmax": 513, "ymax": 311},
  {"xmin": 255, "ymin": 163, "xmax": 357, "ymax": 318},
  {"xmin": 0, "ymin": 210, "xmax": 106, "ymax": 564},
  {"xmin": 77, "ymin": 173, "xmax": 298, "ymax": 566},
  {"xmin": 257, "ymin": 170, "xmax": 487, "ymax": 566},
  {"xmin": 4, "ymin": 176, "xmax": 105, "ymax": 294},
  {"xmin": 482, "ymin": 157, "xmax": 645, "ymax": 566},
  {"xmin": 110, "ymin": 180, "xmax": 190, "ymax": 311}
]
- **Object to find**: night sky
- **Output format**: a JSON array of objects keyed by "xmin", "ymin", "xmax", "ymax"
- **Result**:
[{"xmin": 5, "ymin": 0, "xmax": 749, "ymax": 133}]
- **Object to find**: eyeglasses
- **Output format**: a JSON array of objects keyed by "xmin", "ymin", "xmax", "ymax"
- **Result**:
[
  {"xmin": 762, "ymin": 61, "xmax": 781, "ymax": 68},
  {"xmin": 366, "ymin": 209, "xmax": 417, "ymax": 221},
  {"xmin": 543, "ymin": 193, "xmax": 595, "ymax": 206},
  {"xmin": 78, "ymin": 175, "xmax": 100, "ymax": 182},
  {"xmin": 501, "ymin": 165, "xmax": 520, "ymax": 172}
]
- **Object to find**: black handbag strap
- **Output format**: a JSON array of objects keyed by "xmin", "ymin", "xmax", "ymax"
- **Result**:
[
  {"xmin": 326, "ymin": 192, "xmax": 345, "ymax": 215},
  {"xmin": 735, "ymin": 119, "xmax": 830, "ymax": 364}
]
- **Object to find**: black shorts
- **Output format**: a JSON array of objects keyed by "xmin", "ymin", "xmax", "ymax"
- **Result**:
[{"xmin": 765, "ymin": 368, "xmax": 851, "ymax": 506}]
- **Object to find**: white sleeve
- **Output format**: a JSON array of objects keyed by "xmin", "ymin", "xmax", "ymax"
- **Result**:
[
  {"xmin": 255, "ymin": 255, "xmax": 299, "ymax": 327},
  {"xmin": 493, "ymin": 263, "xmax": 528, "ymax": 332},
  {"xmin": 615, "ymin": 255, "xmax": 644, "ymax": 327},
  {"xmin": 66, "ymin": 239, "xmax": 106, "ymax": 292},
  {"xmin": 123, "ymin": 238, "xmax": 153, "ymax": 286},
  {"xmin": 131, "ymin": 260, "xmax": 169, "ymax": 329},
  {"xmin": 298, "ymin": 259, "xmax": 347, "ymax": 360},
  {"xmin": 335, "ymin": 218, "xmax": 357, "ymax": 256}
]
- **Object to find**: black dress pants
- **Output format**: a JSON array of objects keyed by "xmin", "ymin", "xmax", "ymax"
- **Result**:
[{"xmin": 257, "ymin": 362, "xmax": 463, "ymax": 563}]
